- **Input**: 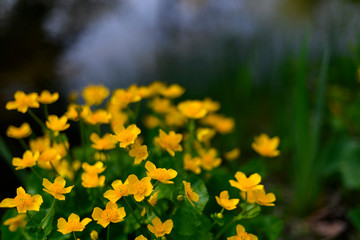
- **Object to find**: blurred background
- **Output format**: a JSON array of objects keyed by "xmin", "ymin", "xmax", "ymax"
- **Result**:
[{"xmin": 1, "ymin": 0, "xmax": 360, "ymax": 239}]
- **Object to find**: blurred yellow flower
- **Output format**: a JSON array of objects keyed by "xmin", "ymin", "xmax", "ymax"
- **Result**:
[
  {"xmin": 81, "ymin": 173, "xmax": 105, "ymax": 188},
  {"xmin": 46, "ymin": 115, "xmax": 70, "ymax": 135},
  {"xmin": 215, "ymin": 190, "xmax": 239, "ymax": 210},
  {"xmin": 183, "ymin": 181, "xmax": 199, "ymax": 207},
  {"xmin": 148, "ymin": 190, "xmax": 160, "ymax": 207},
  {"xmin": 12, "ymin": 150, "xmax": 39, "ymax": 170},
  {"xmin": 183, "ymin": 153, "xmax": 202, "ymax": 174},
  {"xmin": 229, "ymin": 171, "xmax": 263, "ymax": 192},
  {"xmin": 110, "ymin": 89, "xmax": 141, "ymax": 109},
  {"xmin": 251, "ymin": 133, "xmax": 280, "ymax": 157},
  {"xmin": 3, "ymin": 214, "xmax": 27, "ymax": 232},
  {"xmin": 129, "ymin": 143, "xmax": 148, "ymax": 164},
  {"xmin": 103, "ymin": 179, "xmax": 129, "ymax": 203},
  {"xmin": 38, "ymin": 90, "xmax": 59, "ymax": 104},
  {"xmin": 149, "ymin": 97, "xmax": 171, "ymax": 114},
  {"xmin": 90, "ymin": 230, "xmax": 98, "ymax": 240},
  {"xmin": 90, "ymin": 133, "xmax": 117, "ymax": 150},
  {"xmin": 29, "ymin": 135, "xmax": 50, "ymax": 153},
  {"xmin": 196, "ymin": 128, "xmax": 216, "ymax": 144},
  {"xmin": 127, "ymin": 174, "xmax": 153, "ymax": 202},
  {"xmin": 201, "ymin": 114, "xmax": 235, "ymax": 134},
  {"xmin": 199, "ymin": 148, "xmax": 222, "ymax": 171},
  {"xmin": 165, "ymin": 107, "xmax": 187, "ymax": 127},
  {"xmin": 241, "ymin": 189, "xmax": 276, "ymax": 206},
  {"xmin": 92, "ymin": 202, "xmax": 126, "ymax": 228},
  {"xmin": 178, "ymin": 100, "xmax": 207, "ymax": 119},
  {"xmin": 57, "ymin": 213, "xmax": 92, "ymax": 235},
  {"xmin": 84, "ymin": 109, "xmax": 111, "ymax": 125},
  {"xmin": 6, "ymin": 91, "xmax": 39, "ymax": 113},
  {"xmin": 224, "ymin": 148, "xmax": 240, "ymax": 161},
  {"xmin": 42, "ymin": 176, "xmax": 74, "ymax": 200},
  {"xmin": 154, "ymin": 129, "xmax": 183, "ymax": 157},
  {"xmin": 144, "ymin": 115, "xmax": 161, "ymax": 129},
  {"xmin": 0, "ymin": 187, "xmax": 43, "ymax": 213},
  {"xmin": 113, "ymin": 124, "xmax": 141, "ymax": 148},
  {"xmin": 203, "ymin": 98, "xmax": 221, "ymax": 112},
  {"xmin": 37, "ymin": 148, "xmax": 61, "ymax": 169},
  {"xmin": 145, "ymin": 161, "xmax": 177, "ymax": 184},
  {"xmin": 110, "ymin": 111, "xmax": 128, "ymax": 130},
  {"xmin": 227, "ymin": 224, "xmax": 258, "ymax": 240},
  {"xmin": 135, "ymin": 235, "xmax": 148, "ymax": 240},
  {"xmin": 147, "ymin": 216, "xmax": 173, "ymax": 238},
  {"xmin": 82, "ymin": 84, "xmax": 109, "ymax": 106},
  {"xmin": 6, "ymin": 123, "xmax": 32, "ymax": 139},
  {"xmin": 160, "ymin": 84, "xmax": 185, "ymax": 98},
  {"xmin": 82, "ymin": 161, "xmax": 106, "ymax": 174}
]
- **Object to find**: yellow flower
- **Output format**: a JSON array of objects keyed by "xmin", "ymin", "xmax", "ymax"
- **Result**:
[
  {"xmin": 54, "ymin": 159, "xmax": 77, "ymax": 181},
  {"xmin": 183, "ymin": 153, "xmax": 202, "ymax": 174},
  {"xmin": 227, "ymin": 224, "xmax": 258, "ymax": 240},
  {"xmin": 177, "ymin": 100, "xmax": 207, "ymax": 119},
  {"xmin": 46, "ymin": 115, "xmax": 70, "ymax": 134},
  {"xmin": 84, "ymin": 109, "xmax": 112, "ymax": 125},
  {"xmin": 148, "ymin": 81, "xmax": 166, "ymax": 96},
  {"xmin": 82, "ymin": 161, "xmax": 106, "ymax": 174},
  {"xmin": 29, "ymin": 135, "xmax": 50, "ymax": 153},
  {"xmin": 183, "ymin": 181, "xmax": 199, "ymax": 207},
  {"xmin": 57, "ymin": 213, "xmax": 92, "ymax": 235},
  {"xmin": 165, "ymin": 107, "xmax": 187, "ymax": 127},
  {"xmin": 52, "ymin": 141, "xmax": 69, "ymax": 158},
  {"xmin": 144, "ymin": 115, "xmax": 161, "ymax": 129},
  {"xmin": 229, "ymin": 172, "xmax": 263, "ymax": 192},
  {"xmin": 42, "ymin": 176, "xmax": 74, "ymax": 200},
  {"xmin": 201, "ymin": 114, "xmax": 235, "ymax": 134},
  {"xmin": 37, "ymin": 148, "xmax": 62, "ymax": 169},
  {"xmin": 135, "ymin": 235, "xmax": 148, "ymax": 240},
  {"xmin": 148, "ymin": 190, "xmax": 160, "ymax": 207},
  {"xmin": 113, "ymin": 124, "xmax": 141, "ymax": 148},
  {"xmin": 103, "ymin": 179, "xmax": 129, "ymax": 203},
  {"xmin": 203, "ymin": 98, "xmax": 221, "ymax": 112},
  {"xmin": 149, "ymin": 97, "xmax": 171, "ymax": 114},
  {"xmin": 90, "ymin": 133, "xmax": 117, "ymax": 150},
  {"xmin": 109, "ymin": 111, "xmax": 128, "ymax": 130},
  {"xmin": 251, "ymin": 133, "xmax": 280, "ymax": 157},
  {"xmin": 81, "ymin": 173, "xmax": 105, "ymax": 188},
  {"xmin": 224, "ymin": 148, "xmax": 240, "ymax": 161},
  {"xmin": 147, "ymin": 216, "xmax": 173, "ymax": 238},
  {"xmin": 92, "ymin": 202, "xmax": 126, "ymax": 228},
  {"xmin": 145, "ymin": 161, "xmax": 177, "ymax": 184},
  {"xmin": 12, "ymin": 150, "xmax": 39, "ymax": 170},
  {"xmin": 6, "ymin": 122, "xmax": 32, "ymax": 139},
  {"xmin": 3, "ymin": 214, "xmax": 27, "ymax": 232},
  {"xmin": 0, "ymin": 187, "xmax": 43, "ymax": 213},
  {"xmin": 6, "ymin": 91, "xmax": 39, "ymax": 113},
  {"xmin": 90, "ymin": 230, "xmax": 98, "ymax": 240},
  {"xmin": 154, "ymin": 129, "xmax": 183, "ymax": 157},
  {"xmin": 38, "ymin": 90, "xmax": 59, "ymax": 104},
  {"xmin": 241, "ymin": 189, "xmax": 276, "ymax": 206},
  {"xmin": 199, "ymin": 148, "xmax": 222, "ymax": 171},
  {"xmin": 110, "ymin": 89, "xmax": 141, "ymax": 109},
  {"xmin": 65, "ymin": 103, "xmax": 83, "ymax": 121},
  {"xmin": 160, "ymin": 84, "xmax": 185, "ymax": 98},
  {"xmin": 196, "ymin": 128, "xmax": 216, "ymax": 144},
  {"xmin": 82, "ymin": 84, "xmax": 109, "ymax": 106},
  {"xmin": 127, "ymin": 174, "xmax": 153, "ymax": 202},
  {"xmin": 215, "ymin": 191, "xmax": 239, "ymax": 210},
  {"xmin": 129, "ymin": 143, "xmax": 148, "ymax": 164}
]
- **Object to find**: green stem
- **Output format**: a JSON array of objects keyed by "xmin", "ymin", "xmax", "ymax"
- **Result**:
[
  {"xmin": 123, "ymin": 197, "xmax": 141, "ymax": 225},
  {"xmin": 50, "ymin": 161, "xmax": 61, "ymax": 176},
  {"xmin": 31, "ymin": 168, "xmax": 43, "ymax": 181},
  {"xmin": 26, "ymin": 212, "xmax": 36, "ymax": 226},
  {"xmin": 28, "ymin": 109, "xmax": 47, "ymax": 130},
  {"xmin": 44, "ymin": 104, "xmax": 49, "ymax": 119},
  {"xmin": 18, "ymin": 139, "xmax": 28, "ymax": 150},
  {"xmin": 214, "ymin": 217, "xmax": 239, "ymax": 240},
  {"xmin": 73, "ymin": 231, "xmax": 77, "ymax": 240},
  {"xmin": 186, "ymin": 119, "xmax": 195, "ymax": 153},
  {"xmin": 107, "ymin": 224, "xmax": 110, "ymax": 240},
  {"xmin": 40, "ymin": 197, "xmax": 56, "ymax": 226}
]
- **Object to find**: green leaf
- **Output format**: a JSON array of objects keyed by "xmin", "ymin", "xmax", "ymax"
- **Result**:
[
  {"xmin": 244, "ymin": 215, "xmax": 283, "ymax": 240},
  {"xmin": 185, "ymin": 178, "xmax": 209, "ymax": 213},
  {"xmin": 348, "ymin": 205, "xmax": 360, "ymax": 232}
]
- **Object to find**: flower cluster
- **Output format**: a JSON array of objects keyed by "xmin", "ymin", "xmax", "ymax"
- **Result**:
[{"xmin": 1, "ymin": 82, "xmax": 279, "ymax": 239}]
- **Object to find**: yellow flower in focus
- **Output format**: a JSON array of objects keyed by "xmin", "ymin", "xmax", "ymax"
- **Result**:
[
  {"xmin": 154, "ymin": 129, "xmax": 183, "ymax": 157},
  {"xmin": 148, "ymin": 190, "xmax": 160, "ymax": 207},
  {"xmin": 6, "ymin": 123, "xmax": 32, "ymax": 139},
  {"xmin": 251, "ymin": 133, "xmax": 280, "ymax": 157},
  {"xmin": 183, "ymin": 181, "xmax": 199, "ymax": 207},
  {"xmin": 12, "ymin": 150, "xmax": 39, "ymax": 170},
  {"xmin": 215, "ymin": 190, "xmax": 239, "ymax": 210},
  {"xmin": 82, "ymin": 84, "xmax": 109, "ymax": 106},
  {"xmin": 160, "ymin": 84, "xmax": 185, "ymax": 98},
  {"xmin": 0, "ymin": 187, "xmax": 43, "ymax": 213},
  {"xmin": 149, "ymin": 97, "xmax": 171, "ymax": 114},
  {"xmin": 82, "ymin": 161, "xmax": 106, "ymax": 174},
  {"xmin": 92, "ymin": 202, "xmax": 126, "ymax": 228},
  {"xmin": 135, "ymin": 235, "xmax": 148, "ymax": 240},
  {"xmin": 84, "ymin": 109, "xmax": 111, "ymax": 125},
  {"xmin": 3, "ymin": 214, "xmax": 27, "ymax": 232},
  {"xmin": 129, "ymin": 143, "xmax": 148, "ymax": 164},
  {"xmin": 229, "ymin": 172, "xmax": 263, "ymax": 192},
  {"xmin": 57, "ymin": 213, "xmax": 92, "ymax": 235},
  {"xmin": 177, "ymin": 100, "xmax": 207, "ymax": 119},
  {"xmin": 224, "ymin": 148, "xmax": 240, "ymax": 161},
  {"xmin": 6, "ymin": 91, "xmax": 39, "ymax": 113},
  {"xmin": 241, "ymin": 189, "xmax": 276, "ymax": 206},
  {"xmin": 144, "ymin": 115, "xmax": 161, "ymax": 129},
  {"xmin": 42, "ymin": 176, "xmax": 74, "ymax": 200},
  {"xmin": 38, "ymin": 90, "xmax": 59, "ymax": 104},
  {"xmin": 81, "ymin": 173, "xmax": 105, "ymax": 188},
  {"xmin": 196, "ymin": 128, "xmax": 216, "ymax": 144},
  {"xmin": 46, "ymin": 115, "xmax": 70, "ymax": 134},
  {"xmin": 90, "ymin": 133, "xmax": 117, "ymax": 150},
  {"xmin": 145, "ymin": 161, "xmax": 177, "ymax": 184},
  {"xmin": 227, "ymin": 224, "xmax": 258, "ymax": 240},
  {"xmin": 147, "ymin": 216, "xmax": 173, "ymax": 238},
  {"xmin": 29, "ymin": 135, "xmax": 50, "ymax": 153},
  {"xmin": 199, "ymin": 148, "xmax": 222, "ymax": 171},
  {"xmin": 113, "ymin": 124, "xmax": 141, "ymax": 148},
  {"xmin": 90, "ymin": 230, "xmax": 98, "ymax": 240},
  {"xmin": 127, "ymin": 174, "xmax": 153, "ymax": 202},
  {"xmin": 103, "ymin": 179, "xmax": 129, "ymax": 203},
  {"xmin": 183, "ymin": 153, "xmax": 202, "ymax": 174}
]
